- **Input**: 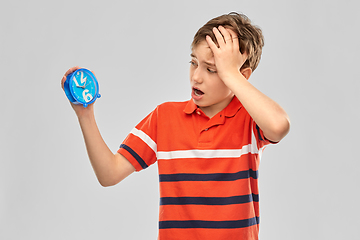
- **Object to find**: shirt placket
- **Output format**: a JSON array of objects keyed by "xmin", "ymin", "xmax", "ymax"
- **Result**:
[{"xmin": 195, "ymin": 109, "xmax": 226, "ymax": 147}]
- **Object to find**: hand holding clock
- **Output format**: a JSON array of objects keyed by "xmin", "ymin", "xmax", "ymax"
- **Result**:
[
  {"xmin": 62, "ymin": 66, "xmax": 101, "ymax": 108},
  {"xmin": 61, "ymin": 66, "xmax": 101, "ymax": 117},
  {"xmin": 61, "ymin": 66, "xmax": 88, "ymax": 116}
]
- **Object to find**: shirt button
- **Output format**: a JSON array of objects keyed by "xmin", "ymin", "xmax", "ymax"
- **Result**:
[
  {"xmin": 197, "ymin": 111, "xmax": 201, "ymax": 115},
  {"xmin": 204, "ymin": 128, "xmax": 209, "ymax": 131}
]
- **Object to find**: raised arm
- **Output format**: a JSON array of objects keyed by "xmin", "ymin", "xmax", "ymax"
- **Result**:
[
  {"xmin": 61, "ymin": 67, "xmax": 135, "ymax": 186},
  {"xmin": 206, "ymin": 27, "xmax": 290, "ymax": 142}
]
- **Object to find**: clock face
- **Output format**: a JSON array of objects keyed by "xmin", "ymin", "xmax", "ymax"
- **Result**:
[{"xmin": 69, "ymin": 70, "xmax": 98, "ymax": 104}]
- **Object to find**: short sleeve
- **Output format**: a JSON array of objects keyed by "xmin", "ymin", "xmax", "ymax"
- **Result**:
[
  {"xmin": 252, "ymin": 122, "xmax": 278, "ymax": 151},
  {"xmin": 118, "ymin": 106, "xmax": 159, "ymax": 172}
]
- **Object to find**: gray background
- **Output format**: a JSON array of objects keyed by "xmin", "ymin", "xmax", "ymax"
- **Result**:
[{"xmin": 1, "ymin": 0, "xmax": 359, "ymax": 239}]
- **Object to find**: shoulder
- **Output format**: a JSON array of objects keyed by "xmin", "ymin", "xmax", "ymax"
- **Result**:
[
  {"xmin": 139, "ymin": 100, "xmax": 190, "ymax": 123},
  {"xmin": 157, "ymin": 100, "xmax": 190, "ymax": 112}
]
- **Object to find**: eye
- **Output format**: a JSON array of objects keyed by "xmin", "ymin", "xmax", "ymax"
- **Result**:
[
  {"xmin": 207, "ymin": 68, "xmax": 217, "ymax": 73},
  {"xmin": 189, "ymin": 60, "xmax": 197, "ymax": 67}
]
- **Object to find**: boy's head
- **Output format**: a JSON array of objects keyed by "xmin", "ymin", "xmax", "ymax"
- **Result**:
[{"xmin": 192, "ymin": 12, "xmax": 264, "ymax": 72}]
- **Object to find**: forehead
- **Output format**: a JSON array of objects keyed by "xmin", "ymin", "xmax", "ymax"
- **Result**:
[{"xmin": 191, "ymin": 41, "xmax": 214, "ymax": 60}]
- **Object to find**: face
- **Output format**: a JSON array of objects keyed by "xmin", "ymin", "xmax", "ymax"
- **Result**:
[{"xmin": 189, "ymin": 41, "xmax": 234, "ymax": 118}]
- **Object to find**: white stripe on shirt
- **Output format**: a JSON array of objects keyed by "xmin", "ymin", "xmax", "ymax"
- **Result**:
[
  {"xmin": 132, "ymin": 127, "xmax": 265, "ymax": 161},
  {"xmin": 131, "ymin": 128, "xmax": 157, "ymax": 154},
  {"xmin": 157, "ymin": 144, "xmax": 262, "ymax": 160}
]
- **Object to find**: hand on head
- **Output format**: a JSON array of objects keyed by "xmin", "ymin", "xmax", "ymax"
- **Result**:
[{"xmin": 205, "ymin": 26, "xmax": 248, "ymax": 80}]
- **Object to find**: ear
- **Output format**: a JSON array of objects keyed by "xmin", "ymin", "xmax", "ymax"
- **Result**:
[{"xmin": 240, "ymin": 67, "xmax": 252, "ymax": 80}]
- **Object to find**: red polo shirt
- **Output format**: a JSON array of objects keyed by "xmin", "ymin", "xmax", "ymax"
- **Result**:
[{"xmin": 118, "ymin": 97, "xmax": 272, "ymax": 240}]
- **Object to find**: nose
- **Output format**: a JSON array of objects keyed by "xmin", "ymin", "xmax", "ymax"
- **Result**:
[{"xmin": 192, "ymin": 67, "xmax": 203, "ymax": 84}]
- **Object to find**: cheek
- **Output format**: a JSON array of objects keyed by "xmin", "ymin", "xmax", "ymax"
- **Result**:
[
  {"xmin": 212, "ymin": 77, "xmax": 228, "ymax": 89},
  {"xmin": 214, "ymin": 80, "xmax": 232, "ymax": 95}
]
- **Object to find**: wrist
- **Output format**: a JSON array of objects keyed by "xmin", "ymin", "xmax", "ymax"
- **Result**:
[
  {"xmin": 74, "ymin": 104, "xmax": 95, "ymax": 121},
  {"xmin": 220, "ymin": 70, "xmax": 246, "ymax": 86}
]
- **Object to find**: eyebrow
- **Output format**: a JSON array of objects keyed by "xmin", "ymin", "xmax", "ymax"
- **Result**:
[{"xmin": 190, "ymin": 53, "xmax": 216, "ymax": 67}]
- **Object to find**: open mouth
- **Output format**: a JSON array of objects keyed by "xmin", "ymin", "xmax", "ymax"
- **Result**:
[{"xmin": 193, "ymin": 88, "xmax": 204, "ymax": 96}]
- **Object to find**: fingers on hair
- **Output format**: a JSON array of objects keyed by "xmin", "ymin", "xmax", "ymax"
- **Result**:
[{"xmin": 192, "ymin": 12, "xmax": 264, "ymax": 71}]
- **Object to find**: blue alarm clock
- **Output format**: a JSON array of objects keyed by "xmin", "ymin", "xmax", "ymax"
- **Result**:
[{"xmin": 64, "ymin": 68, "xmax": 101, "ymax": 107}]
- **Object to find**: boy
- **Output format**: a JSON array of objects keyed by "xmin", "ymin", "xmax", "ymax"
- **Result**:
[{"xmin": 61, "ymin": 12, "xmax": 290, "ymax": 240}]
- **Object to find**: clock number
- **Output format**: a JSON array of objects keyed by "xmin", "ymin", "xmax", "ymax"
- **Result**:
[
  {"xmin": 73, "ymin": 72, "xmax": 87, "ymax": 87},
  {"xmin": 82, "ymin": 89, "xmax": 93, "ymax": 102},
  {"xmin": 80, "ymin": 71, "xmax": 87, "ymax": 84},
  {"xmin": 73, "ymin": 76, "xmax": 80, "ymax": 87}
]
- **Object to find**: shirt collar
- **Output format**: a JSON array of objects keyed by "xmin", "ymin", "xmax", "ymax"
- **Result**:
[
  {"xmin": 223, "ymin": 96, "xmax": 243, "ymax": 117},
  {"xmin": 183, "ymin": 97, "xmax": 242, "ymax": 117},
  {"xmin": 183, "ymin": 99, "xmax": 198, "ymax": 114}
]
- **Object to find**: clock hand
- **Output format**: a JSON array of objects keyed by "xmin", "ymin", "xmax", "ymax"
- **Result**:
[{"xmin": 81, "ymin": 82, "xmax": 91, "ymax": 88}]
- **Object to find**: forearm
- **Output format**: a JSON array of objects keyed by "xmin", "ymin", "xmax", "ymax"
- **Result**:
[
  {"xmin": 226, "ymin": 73, "xmax": 290, "ymax": 142},
  {"xmin": 205, "ymin": 27, "xmax": 289, "ymax": 142},
  {"xmin": 61, "ymin": 67, "xmax": 134, "ymax": 186},
  {"xmin": 77, "ymin": 111, "xmax": 134, "ymax": 186}
]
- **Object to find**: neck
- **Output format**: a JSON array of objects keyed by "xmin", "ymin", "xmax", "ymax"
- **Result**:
[{"xmin": 199, "ymin": 95, "xmax": 234, "ymax": 118}]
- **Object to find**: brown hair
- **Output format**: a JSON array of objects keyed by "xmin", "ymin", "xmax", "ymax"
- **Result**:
[{"xmin": 192, "ymin": 12, "xmax": 264, "ymax": 72}]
